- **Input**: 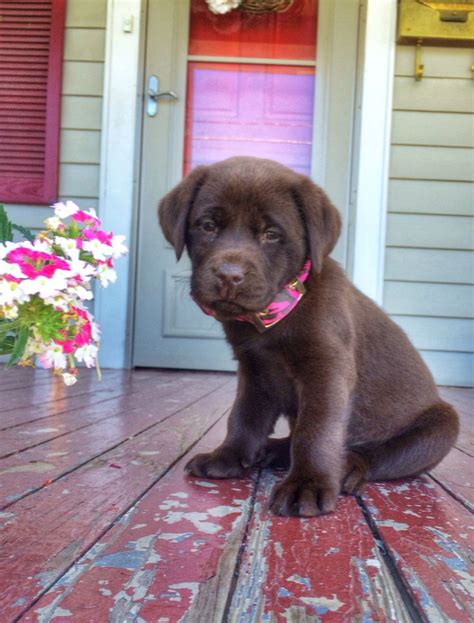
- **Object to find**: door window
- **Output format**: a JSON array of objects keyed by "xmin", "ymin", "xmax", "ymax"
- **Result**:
[{"xmin": 184, "ymin": 0, "xmax": 318, "ymax": 176}]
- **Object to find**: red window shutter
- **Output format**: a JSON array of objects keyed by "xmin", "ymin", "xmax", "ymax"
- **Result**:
[{"xmin": 0, "ymin": 0, "xmax": 66, "ymax": 204}]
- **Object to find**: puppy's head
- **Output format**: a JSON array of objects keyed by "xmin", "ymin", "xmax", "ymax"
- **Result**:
[{"xmin": 159, "ymin": 157, "xmax": 340, "ymax": 320}]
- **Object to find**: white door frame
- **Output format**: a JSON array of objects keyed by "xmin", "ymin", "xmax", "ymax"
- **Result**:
[
  {"xmin": 351, "ymin": 0, "xmax": 397, "ymax": 304},
  {"xmin": 95, "ymin": 0, "xmax": 396, "ymax": 368},
  {"xmin": 94, "ymin": 0, "xmax": 145, "ymax": 368}
]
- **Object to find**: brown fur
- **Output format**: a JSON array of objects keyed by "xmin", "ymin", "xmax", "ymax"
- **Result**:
[{"xmin": 159, "ymin": 156, "xmax": 459, "ymax": 517}]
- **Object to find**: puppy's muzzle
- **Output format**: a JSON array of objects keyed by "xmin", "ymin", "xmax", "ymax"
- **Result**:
[{"xmin": 214, "ymin": 262, "xmax": 245, "ymax": 300}]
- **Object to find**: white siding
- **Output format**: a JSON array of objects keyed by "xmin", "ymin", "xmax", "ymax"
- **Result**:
[
  {"xmin": 4, "ymin": 0, "xmax": 106, "ymax": 231},
  {"xmin": 383, "ymin": 45, "xmax": 474, "ymax": 387}
]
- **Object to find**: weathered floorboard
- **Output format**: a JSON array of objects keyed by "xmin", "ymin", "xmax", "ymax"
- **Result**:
[
  {"xmin": 361, "ymin": 478, "xmax": 474, "ymax": 622},
  {"xmin": 0, "ymin": 374, "xmax": 230, "ymax": 508},
  {"xmin": 227, "ymin": 470, "xmax": 411, "ymax": 623},
  {"xmin": 430, "ymin": 448, "xmax": 474, "ymax": 512},
  {"xmin": 0, "ymin": 370, "xmax": 226, "ymax": 458},
  {"xmin": 0, "ymin": 372, "xmax": 470, "ymax": 623},
  {"xmin": 0, "ymin": 370, "xmax": 157, "ymax": 429},
  {"xmin": 439, "ymin": 387, "xmax": 473, "ymax": 457},
  {"xmin": 22, "ymin": 418, "xmax": 257, "ymax": 623},
  {"xmin": 0, "ymin": 381, "xmax": 234, "ymax": 620}
]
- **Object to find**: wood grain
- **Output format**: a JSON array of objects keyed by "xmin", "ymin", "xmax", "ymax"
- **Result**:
[{"xmin": 0, "ymin": 381, "xmax": 234, "ymax": 620}]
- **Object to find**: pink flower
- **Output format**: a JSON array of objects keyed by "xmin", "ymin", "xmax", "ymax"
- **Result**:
[
  {"xmin": 54, "ymin": 306, "xmax": 93, "ymax": 353},
  {"xmin": 82, "ymin": 228, "xmax": 113, "ymax": 245},
  {"xmin": 71, "ymin": 210, "xmax": 100, "ymax": 228},
  {"xmin": 6, "ymin": 247, "xmax": 70, "ymax": 279}
]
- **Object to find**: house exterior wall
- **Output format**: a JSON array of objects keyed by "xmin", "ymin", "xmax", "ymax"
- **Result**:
[
  {"xmin": 383, "ymin": 45, "xmax": 474, "ymax": 387},
  {"xmin": 5, "ymin": 0, "xmax": 107, "ymax": 233}
]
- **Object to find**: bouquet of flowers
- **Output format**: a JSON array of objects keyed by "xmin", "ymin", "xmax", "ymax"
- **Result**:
[{"xmin": 0, "ymin": 202, "xmax": 127, "ymax": 385}]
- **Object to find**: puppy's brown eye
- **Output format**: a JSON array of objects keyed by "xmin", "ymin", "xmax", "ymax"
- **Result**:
[
  {"xmin": 201, "ymin": 219, "xmax": 217, "ymax": 233},
  {"xmin": 261, "ymin": 228, "xmax": 281, "ymax": 243}
]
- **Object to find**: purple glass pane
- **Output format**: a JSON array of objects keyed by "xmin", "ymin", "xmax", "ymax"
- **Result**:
[{"xmin": 184, "ymin": 63, "xmax": 315, "ymax": 176}]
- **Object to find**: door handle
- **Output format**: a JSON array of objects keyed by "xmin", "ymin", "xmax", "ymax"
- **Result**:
[{"xmin": 147, "ymin": 75, "xmax": 178, "ymax": 117}]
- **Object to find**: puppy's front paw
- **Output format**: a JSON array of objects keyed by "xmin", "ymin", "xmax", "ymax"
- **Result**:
[
  {"xmin": 269, "ymin": 477, "xmax": 339, "ymax": 517},
  {"xmin": 185, "ymin": 449, "xmax": 246, "ymax": 479}
]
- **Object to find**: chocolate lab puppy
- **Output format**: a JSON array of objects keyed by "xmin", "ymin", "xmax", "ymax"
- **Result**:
[{"xmin": 159, "ymin": 156, "xmax": 459, "ymax": 517}]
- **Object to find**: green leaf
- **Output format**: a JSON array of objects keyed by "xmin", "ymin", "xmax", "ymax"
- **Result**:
[
  {"xmin": 0, "ymin": 205, "xmax": 13, "ymax": 243},
  {"xmin": 12, "ymin": 224, "xmax": 35, "ymax": 243},
  {"xmin": 5, "ymin": 326, "xmax": 29, "ymax": 367},
  {"xmin": 0, "ymin": 335, "xmax": 15, "ymax": 355}
]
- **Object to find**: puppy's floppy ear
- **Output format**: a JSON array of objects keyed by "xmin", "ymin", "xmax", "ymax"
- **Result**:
[
  {"xmin": 158, "ymin": 165, "xmax": 208, "ymax": 260},
  {"xmin": 294, "ymin": 177, "xmax": 341, "ymax": 273}
]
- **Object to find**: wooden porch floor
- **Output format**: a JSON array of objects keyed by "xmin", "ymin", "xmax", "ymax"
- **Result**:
[{"xmin": 0, "ymin": 368, "xmax": 472, "ymax": 622}]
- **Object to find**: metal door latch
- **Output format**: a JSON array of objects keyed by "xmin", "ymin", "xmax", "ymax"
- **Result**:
[{"xmin": 147, "ymin": 75, "xmax": 178, "ymax": 117}]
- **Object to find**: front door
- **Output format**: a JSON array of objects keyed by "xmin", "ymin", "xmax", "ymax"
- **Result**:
[{"xmin": 133, "ymin": 0, "xmax": 359, "ymax": 370}]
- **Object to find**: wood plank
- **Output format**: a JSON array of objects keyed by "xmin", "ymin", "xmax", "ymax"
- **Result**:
[
  {"xmin": 392, "ymin": 111, "xmax": 474, "ymax": 148},
  {"xmin": 60, "ymin": 129, "xmax": 100, "ymax": 164},
  {"xmin": 65, "ymin": 0, "xmax": 107, "ymax": 29},
  {"xmin": 0, "ymin": 369, "xmax": 142, "ymax": 421},
  {"xmin": 388, "ymin": 179, "xmax": 474, "ymax": 216},
  {"xmin": 0, "ymin": 370, "xmax": 166, "ymax": 430},
  {"xmin": 64, "ymin": 28, "xmax": 105, "ymax": 62},
  {"xmin": 421, "ymin": 351, "xmax": 474, "ymax": 388},
  {"xmin": 386, "ymin": 213, "xmax": 473, "ymax": 250},
  {"xmin": 395, "ymin": 45, "xmax": 474, "ymax": 80},
  {"xmin": 0, "ymin": 376, "xmax": 231, "ymax": 507},
  {"xmin": 384, "ymin": 282, "xmax": 473, "ymax": 318},
  {"xmin": 390, "ymin": 146, "xmax": 474, "ymax": 182},
  {"xmin": 61, "ymin": 95, "xmax": 102, "ymax": 131},
  {"xmin": 439, "ymin": 387, "xmax": 474, "ymax": 415},
  {"xmin": 59, "ymin": 163, "xmax": 100, "ymax": 197},
  {"xmin": 227, "ymin": 471, "xmax": 411, "ymax": 622},
  {"xmin": 20, "ymin": 418, "xmax": 257, "ymax": 623},
  {"xmin": 361, "ymin": 478, "xmax": 473, "ymax": 622},
  {"xmin": 385, "ymin": 248, "xmax": 473, "ymax": 284},
  {"xmin": 393, "ymin": 77, "xmax": 473, "ymax": 113},
  {"xmin": 0, "ymin": 383, "xmax": 234, "ymax": 620},
  {"xmin": 62, "ymin": 61, "xmax": 104, "ymax": 97},
  {"xmin": 430, "ymin": 448, "xmax": 474, "ymax": 512},
  {"xmin": 439, "ymin": 387, "xmax": 473, "ymax": 457},
  {"xmin": 391, "ymin": 316, "xmax": 473, "ymax": 353},
  {"xmin": 0, "ymin": 371, "xmax": 227, "ymax": 458}
]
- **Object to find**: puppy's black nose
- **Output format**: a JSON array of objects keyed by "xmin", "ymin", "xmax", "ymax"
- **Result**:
[{"xmin": 216, "ymin": 263, "xmax": 245, "ymax": 286}]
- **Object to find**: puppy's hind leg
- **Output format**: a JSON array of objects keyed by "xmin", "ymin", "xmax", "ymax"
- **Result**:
[{"xmin": 344, "ymin": 401, "xmax": 459, "ymax": 492}]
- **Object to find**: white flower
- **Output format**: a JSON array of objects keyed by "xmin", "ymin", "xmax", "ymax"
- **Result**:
[
  {"xmin": 62, "ymin": 372, "xmax": 78, "ymax": 386},
  {"xmin": 82, "ymin": 239, "xmax": 111, "ymax": 261},
  {"xmin": 96, "ymin": 263, "xmax": 117, "ymax": 287},
  {"xmin": 67, "ymin": 284, "xmax": 93, "ymax": 301},
  {"xmin": 68, "ymin": 258, "xmax": 96, "ymax": 283},
  {"xmin": 0, "ymin": 260, "xmax": 24, "ymax": 279},
  {"xmin": 1, "ymin": 304, "xmax": 19, "ymax": 320},
  {"xmin": 21, "ymin": 337, "xmax": 42, "ymax": 362},
  {"xmin": 54, "ymin": 236, "xmax": 80, "ymax": 261},
  {"xmin": 43, "ymin": 294, "xmax": 70, "ymax": 312},
  {"xmin": 52, "ymin": 201, "xmax": 79, "ymax": 219},
  {"xmin": 0, "ymin": 278, "xmax": 30, "ymax": 306},
  {"xmin": 110, "ymin": 235, "xmax": 128, "ymax": 259},
  {"xmin": 206, "ymin": 0, "xmax": 241, "ymax": 14},
  {"xmin": 45, "ymin": 216, "xmax": 62, "ymax": 230},
  {"xmin": 75, "ymin": 343, "xmax": 98, "ymax": 368},
  {"xmin": 21, "ymin": 272, "xmax": 69, "ymax": 299},
  {"xmin": 38, "ymin": 343, "xmax": 67, "ymax": 370}
]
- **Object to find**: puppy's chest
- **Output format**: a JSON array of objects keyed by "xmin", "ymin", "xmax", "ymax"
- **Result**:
[{"xmin": 238, "ymin": 340, "xmax": 299, "ymax": 412}]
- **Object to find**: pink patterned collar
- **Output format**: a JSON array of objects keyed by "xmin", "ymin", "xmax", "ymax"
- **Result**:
[{"xmin": 193, "ymin": 260, "xmax": 311, "ymax": 333}]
